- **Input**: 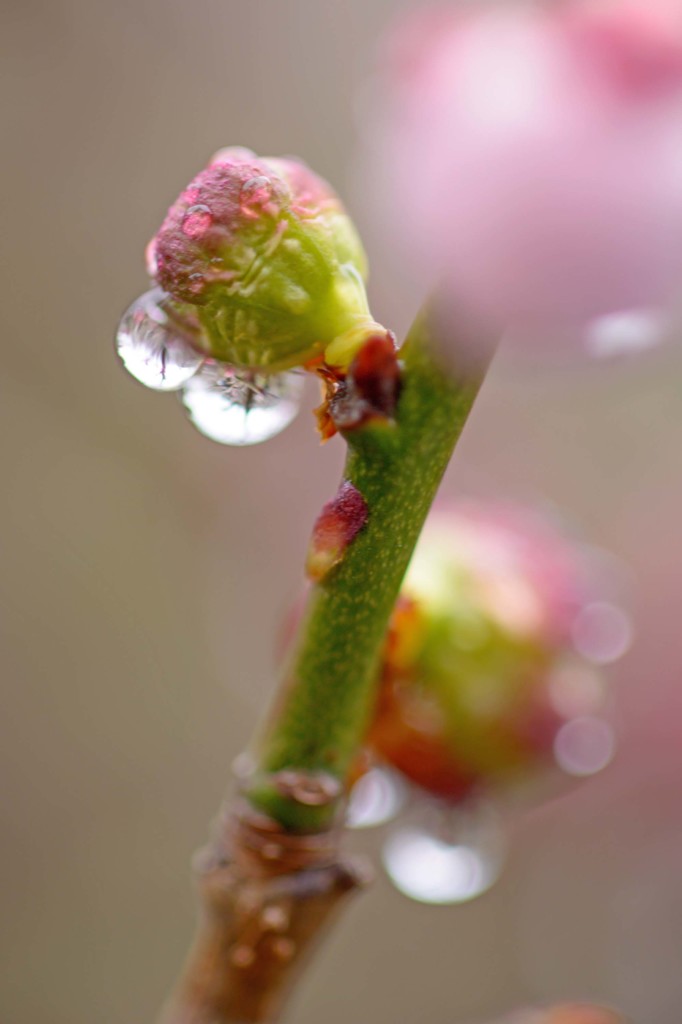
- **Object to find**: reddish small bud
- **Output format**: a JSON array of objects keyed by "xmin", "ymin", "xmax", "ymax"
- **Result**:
[
  {"xmin": 331, "ymin": 332, "xmax": 401, "ymax": 434},
  {"xmin": 349, "ymin": 332, "xmax": 401, "ymax": 414},
  {"xmin": 306, "ymin": 481, "xmax": 369, "ymax": 582},
  {"xmin": 314, "ymin": 331, "xmax": 402, "ymax": 441}
]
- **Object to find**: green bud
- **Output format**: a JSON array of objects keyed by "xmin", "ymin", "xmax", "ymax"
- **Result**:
[{"xmin": 150, "ymin": 148, "xmax": 384, "ymax": 371}]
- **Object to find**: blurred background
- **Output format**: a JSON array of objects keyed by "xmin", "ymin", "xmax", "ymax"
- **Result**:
[{"xmin": 2, "ymin": 1, "xmax": 682, "ymax": 1022}]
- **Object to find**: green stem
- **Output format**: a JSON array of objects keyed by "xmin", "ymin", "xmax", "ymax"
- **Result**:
[{"xmin": 247, "ymin": 308, "xmax": 493, "ymax": 831}]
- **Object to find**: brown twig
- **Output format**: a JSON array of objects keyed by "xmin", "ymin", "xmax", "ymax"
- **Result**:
[{"xmin": 158, "ymin": 788, "xmax": 371, "ymax": 1024}]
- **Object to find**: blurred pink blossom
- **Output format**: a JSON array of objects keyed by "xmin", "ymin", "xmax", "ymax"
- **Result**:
[
  {"xmin": 364, "ymin": 499, "xmax": 617, "ymax": 798},
  {"xmin": 367, "ymin": 0, "xmax": 682, "ymax": 346}
]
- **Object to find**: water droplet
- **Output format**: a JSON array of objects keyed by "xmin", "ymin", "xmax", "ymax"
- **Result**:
[
  {"xmin": 585, "ymin": 309, "xmax": 664, "ymax": 358},
  {"xmin": 382, "ymin": 802, "xmax": 505, "ymax": 905},
  {"xmin": 115, "ymin": 288, "xmax": 203, "ymax": 391},
  {"xmin": 554, "ymin": 716, "xmax": 615, "ymax": 777},
  {"xmin": 181, "ymin": 364, "xmax": 304, "ymax": 446},
  {"xmin": 240, "ymin": 176, "xmax": 273, "ymax": 214},
  {"xmin": 182, "ymin": 204, "xmax": 212, "ymax": 239},
  {"xmin": 571, "ymin": 602, "xmax": 632, "ymax": 665},
  {"xmin": 274, "ymin": 770, "xmax": 341, "ymax": 807},
  {"xmin": 187, "ymin": 271, "xmax": 206, "ymax": 296},
  {"xmin": 347, "ymin": 768, "xmax": 407, "ymax": 830}
]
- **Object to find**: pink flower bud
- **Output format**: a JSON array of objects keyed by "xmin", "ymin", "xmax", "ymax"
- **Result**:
[
  {"xmin": 366, "ymin": 0, "xmax": 682, "ymax": 345},
  {"xmin": 149, "ymin": 148, "xmax": 381, "ymax": 370},
  {"xmin": 365, "ymin": 500, "xmax": 616, "ymax": 793}
]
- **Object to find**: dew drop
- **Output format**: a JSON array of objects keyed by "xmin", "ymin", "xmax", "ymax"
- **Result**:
[
  {"xmin": 181, "ymin": 363, "xmax": 304, "ymax": 446},
  {"xmin": 115, "ymin": 288, "xmax": 204, "ymax": 391},
  {"xmin": 274, "ymin": 769, "xmax": 341, "ymax": 807},
  {"xmin": 382, "ymin": 801, "xmax": 505, "ymax": 905},
  {"xmin": 554, "ymin": 716, "xmax": 615, "ymax": 777},
  {"xmin": 182, "ymin": 204, "xmax": 212, "ymax": 239},
  {"xmin": 571, "ymin": 602, "xmax": 633, "ymax": 665},
  {"xmin": 240, "ymin": 176, "xmax": 273, "ymax": 214},
  {"xmin": 585, "ymin": 308, "xmax": 664, "ymax": 358},
  {"xmin": 187, "ymin": 272, "xmax": 206, "ymax": 296},
  {"xmin": 346, "ymin": 768, "xmax": 407, "ymax": 830}
]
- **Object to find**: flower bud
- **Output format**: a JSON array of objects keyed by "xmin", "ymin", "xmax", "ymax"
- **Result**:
[
  {"xmin": 365, "ymin": 1, "xmax": 682, "ymax": 351},
  {"xmin": 149, "ymin": 147, "xmax": 383, "ymax": 371},
  {"xmin": 366, "ymin": 501, "xmax": 617, "ymax": 794}
]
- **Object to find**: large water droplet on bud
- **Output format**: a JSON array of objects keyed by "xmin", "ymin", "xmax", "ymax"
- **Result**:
[
  {"xmin": 116, "ymin": 288, "xmax": 203, "ymax": 391},
  {"xmin": 382, "ymin": 800, "xmax": 505, "ymax": 905},
  {"xmin": 181, "ymin": 363, "xmax": 304, "ymax": 446}
]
